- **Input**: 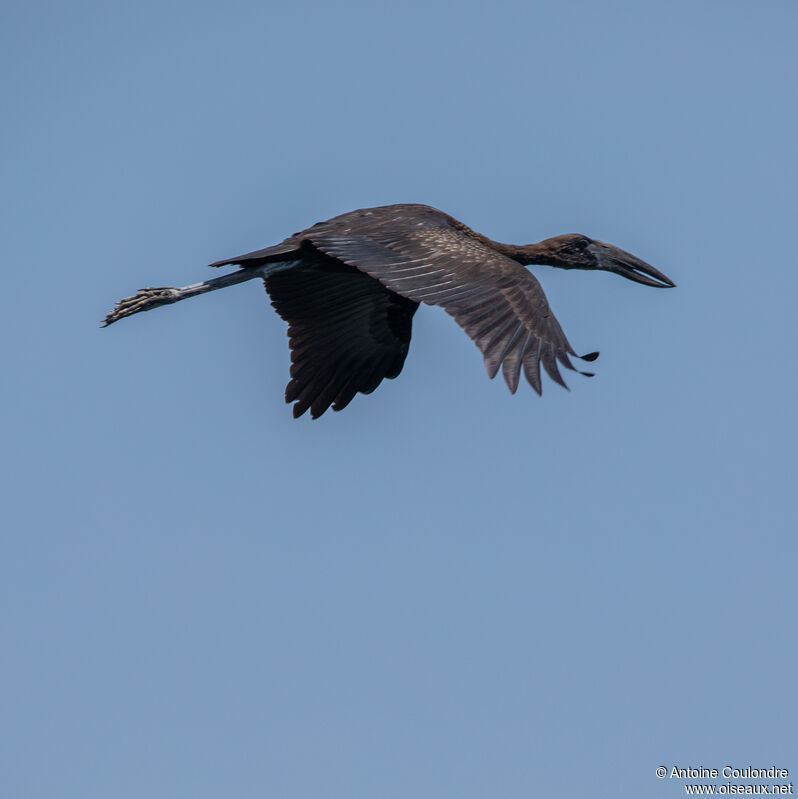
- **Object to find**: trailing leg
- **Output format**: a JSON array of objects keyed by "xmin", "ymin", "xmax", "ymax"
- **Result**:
[{"xmin": 102, "ymin": 268, "xmax": 263, "ymax": 327}]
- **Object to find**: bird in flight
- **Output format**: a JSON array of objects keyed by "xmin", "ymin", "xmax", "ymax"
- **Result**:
[{"xmin": 103, "ymin": 203, "xmax": 675, "ymax": 418}]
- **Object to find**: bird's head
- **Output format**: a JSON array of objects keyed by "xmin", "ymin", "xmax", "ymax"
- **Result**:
[{"xmin": 537, "ymin": 234, "xmax": 676, "ymax": 287}]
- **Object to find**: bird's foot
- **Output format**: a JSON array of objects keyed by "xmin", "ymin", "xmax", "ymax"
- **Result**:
[{"xmin": 101, "ymin": 286, "xmax": 180, "ymax": 326}]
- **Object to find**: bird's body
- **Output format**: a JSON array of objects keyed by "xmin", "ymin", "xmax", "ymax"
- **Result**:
[{"xmin": 103, "ymin": 203, "xmax": 674, "ymax": 418}]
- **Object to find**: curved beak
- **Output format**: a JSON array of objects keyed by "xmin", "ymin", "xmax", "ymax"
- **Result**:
[{"xmin": 592, "ymin": 241, "xmax": 676, "ymax": 288}]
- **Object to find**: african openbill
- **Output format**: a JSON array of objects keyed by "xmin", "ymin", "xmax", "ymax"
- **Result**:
[{"xmin": 103, "ymin": 204, "xmax": 675, "ymax": 418}]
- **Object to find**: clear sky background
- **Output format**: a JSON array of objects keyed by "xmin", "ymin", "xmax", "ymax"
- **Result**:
[{"xmin": 2, "ymin": 1, "xmax": 796, "ymax": 797}]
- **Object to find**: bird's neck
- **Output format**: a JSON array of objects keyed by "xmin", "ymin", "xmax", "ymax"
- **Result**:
[
  {"xmin": 450, "ymin": 220, "xmax": 563, "ymax": 266},
  {"xmin": 491, "ymin": 240, "xmax": 557, "ymax": 266}
]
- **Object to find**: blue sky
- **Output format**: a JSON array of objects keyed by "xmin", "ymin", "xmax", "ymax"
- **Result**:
[{"xmin": 2, "ymin": 1, "xmax": 796, "ymax": 797}]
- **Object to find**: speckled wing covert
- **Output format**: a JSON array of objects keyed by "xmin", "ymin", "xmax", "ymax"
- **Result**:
[
  {"xmin": 264, "ymin": 253, "xmax": 418, "ymax": 419},
  {"xmin": 306, "ymin": 216, "xmax": 594, "ymax": 396}
]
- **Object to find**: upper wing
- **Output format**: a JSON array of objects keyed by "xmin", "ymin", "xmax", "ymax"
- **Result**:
[
  {"xmin": 265, "ymin": 256, "xmax": 418, "ymax": 419},
  {"xmin": 208, "ymin": 204, "xmax": 448, "ymax": 268},
  {"xmin": 306, "ymin": 225, "xmax": 596, "ymax": 394}
]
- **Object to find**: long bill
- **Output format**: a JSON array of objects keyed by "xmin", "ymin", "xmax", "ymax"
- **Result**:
[{"xmin": 594, "ymin": 241, "xmax": 676, "ymax": 288}]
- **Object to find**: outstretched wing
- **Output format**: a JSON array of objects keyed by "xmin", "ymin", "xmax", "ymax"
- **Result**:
[
  {"xmin": 265, "ymin": 255, "xmax": 418, "ymax": 419},
  {"xmin": 307, "ymin": 225, "xmax": 596, "ymax": 394}
]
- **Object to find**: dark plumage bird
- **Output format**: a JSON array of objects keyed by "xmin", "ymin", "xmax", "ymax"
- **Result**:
[{"xmin": 103, "ymin": 203, "xmax": 675, "ymax": 418}]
